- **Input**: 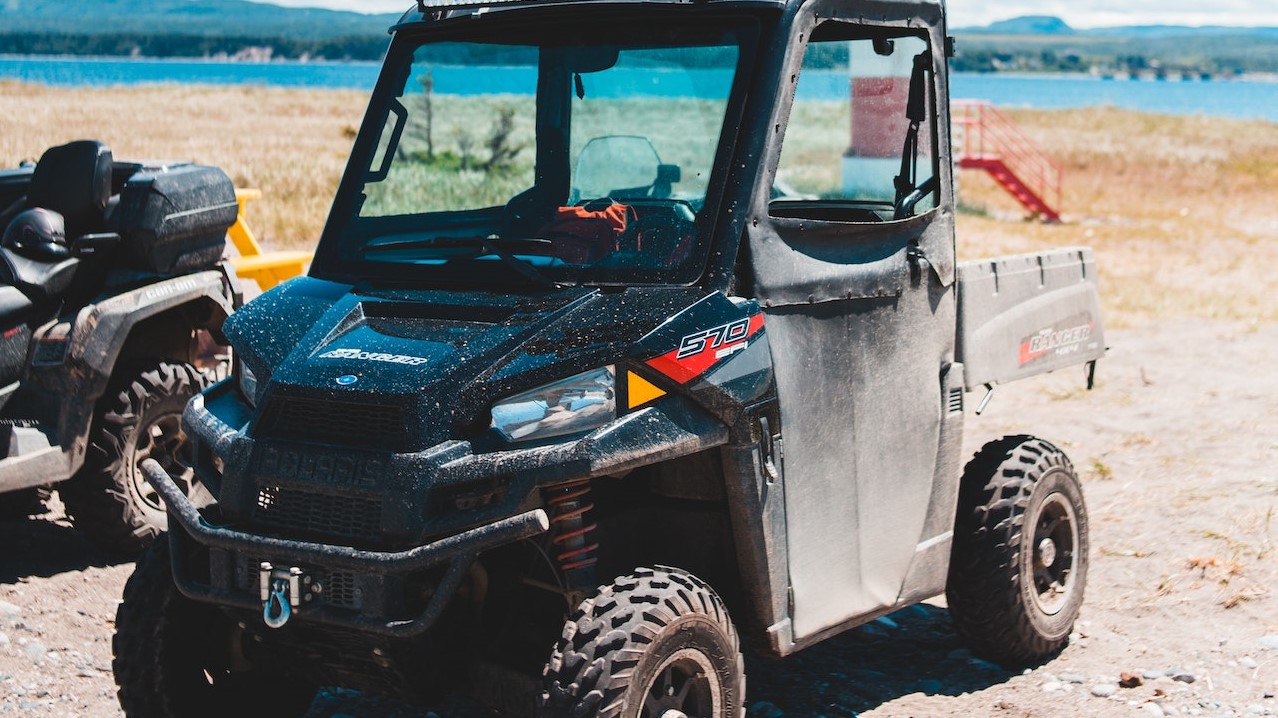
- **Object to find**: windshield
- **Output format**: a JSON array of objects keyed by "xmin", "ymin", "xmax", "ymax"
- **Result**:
[{"xmin": 328, "ymin": 21, "xmax": 751, "ymax": 289}]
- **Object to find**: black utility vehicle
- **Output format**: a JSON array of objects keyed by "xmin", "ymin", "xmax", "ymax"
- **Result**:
[
  {"xmin": 0, "ymin": 140, "xmax": 238, "ymax": 552},
  {"xmin": 116, "ymin": 0, "xmax": 1105, "ymax": 715}
]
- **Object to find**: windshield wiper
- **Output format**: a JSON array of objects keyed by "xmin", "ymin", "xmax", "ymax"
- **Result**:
[{"xmin": 360, "ymin": 236, "xmax": 561, "ymax": 290}]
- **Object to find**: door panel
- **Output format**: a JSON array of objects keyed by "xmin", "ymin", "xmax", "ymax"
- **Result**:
[
  {"xmin": 763, "ymin": 249, "xmax": 949, "ymax": 638},
  {"xmin": 744, "ymin": 17, "xmax": 958, "ymax": 641}
]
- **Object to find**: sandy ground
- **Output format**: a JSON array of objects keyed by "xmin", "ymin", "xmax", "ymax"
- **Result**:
[{"xmin": 1, "ymin": 315, "xmax": 1274, "ymax": 717}]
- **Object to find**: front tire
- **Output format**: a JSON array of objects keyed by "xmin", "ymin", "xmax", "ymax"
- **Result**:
[
  {"xmin": 113, "ymin": 537, "xmax": 317, "ymax": 718},
  {"xmin": 62, "ymin": 361, "xmax": 209, "ymax": 555},
  {"xmin": 540, "ymin": 566, "xmax": 745, "ymax": 718},
  {"xmin": 946, "ymin": 435, "xmax": 1089, "ymax": 666}
]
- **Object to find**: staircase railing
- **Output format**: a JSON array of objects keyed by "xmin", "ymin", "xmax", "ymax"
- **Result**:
[{"xmin": 952, "ymin": 99, "xmax": 1063, "ymax": 220}]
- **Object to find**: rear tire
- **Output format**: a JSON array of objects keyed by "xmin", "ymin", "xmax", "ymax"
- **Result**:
[
  {"xmin": 946, "ymin": 435, "xmax": 1089, "ymax": 667},
  {"xmin": 62, "ymin": 361, "xmax": 209, "ymax": 555},
  {"xmin": 113, "ymin": 536, "xmax": 317, "ymax": 718},
  {"xmin": 540, "ymin": 566, "xmax": 745, "ymax": 718}
]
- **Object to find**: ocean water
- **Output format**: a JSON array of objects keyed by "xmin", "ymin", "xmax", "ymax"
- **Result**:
[{"xmin": 2, "ymin": 55, "xmax": 1276, "ymax": 123}]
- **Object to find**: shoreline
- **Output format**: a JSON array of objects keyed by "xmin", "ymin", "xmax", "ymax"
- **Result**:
[{"xmin": 0, "ymin": 54, "xmax": 1274, "ymax": 82}]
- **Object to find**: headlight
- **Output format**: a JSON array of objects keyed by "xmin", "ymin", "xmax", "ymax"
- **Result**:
[
  {"xmin": 236, "ymin": 358, "xmax": 260, "ymax": 409},
  {"xmin": 490, "ymin": 366, "xmax": 615, "ymax": 442}
]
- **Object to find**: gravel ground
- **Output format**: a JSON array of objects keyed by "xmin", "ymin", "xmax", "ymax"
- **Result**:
[{"xmin": 1, "ymin": 318, "xmax": 1276, "ymax": 717}]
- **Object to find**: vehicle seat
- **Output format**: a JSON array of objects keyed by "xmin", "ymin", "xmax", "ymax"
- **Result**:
[
  {"xmin": 28, "ymin": 140, "xmax": 113, "ymax": 241},
  {"xmin": 0, "ymin": 141, "xmax": 110, "ymax": 304},
  {"xmin": 0, "ymin": 248, "xmax": 78, "ymax": 304}
]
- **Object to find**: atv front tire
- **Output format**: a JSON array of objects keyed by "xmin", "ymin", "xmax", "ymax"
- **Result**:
[
  {"xmin": 114, "ymin": 537, "xmax": 317, "ymax": 718},
  {"xmin": 62, "ymin": 361, "xmax": 209, "ymax": 555},
  {"xmin": 946, "ymin": 435, "xmax": 1089, "ymax": 666},
  {"xmin": 540, "ymin": 566, "xmax": 745, "ymax": 718}
]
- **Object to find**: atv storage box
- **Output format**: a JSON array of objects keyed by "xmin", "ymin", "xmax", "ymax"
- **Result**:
[{"xmin": 111, "ymin": 164, "xmax": 238, "ymax": 274}]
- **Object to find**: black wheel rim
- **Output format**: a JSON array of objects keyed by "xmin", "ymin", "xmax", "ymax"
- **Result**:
[
  {"xmin": 640, "ymin": 649, "xmax": 720, "ymax": 718},
  {"xmin": 1029, "ymin": 491, "xmax": 1079, "ymax": 615},
  {"xmin": 131, "ymin": 411, "xmax": 195, "ymax": 512}
]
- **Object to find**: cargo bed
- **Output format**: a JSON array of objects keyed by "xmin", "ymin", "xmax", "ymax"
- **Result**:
[{"xmin": 956, "ymin": 247, "xmax": 1105, "ymax": 390}]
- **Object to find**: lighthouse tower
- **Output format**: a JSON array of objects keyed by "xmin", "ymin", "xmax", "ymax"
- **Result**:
[{"xmin": 840, "ymin": 39, "xmax": 929, "ymax": 198}]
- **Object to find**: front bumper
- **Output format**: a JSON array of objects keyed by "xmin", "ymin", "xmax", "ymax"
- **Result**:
[
  {"xmin": 165, "ymin": 380, "xmax": 726, "ymax": 638},
  {"xmin": 145, "ymin": 458, "xmax": 548, "ymax": 637}
]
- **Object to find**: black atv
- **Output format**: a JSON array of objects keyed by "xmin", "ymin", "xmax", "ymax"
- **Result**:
[
  {"xmin": 0, "ymin": 140, "xmax": 239, "ymax": 553},
  {"xmin": 116, "ymin": 0, "xmax": 1105, "ymax": 715}
]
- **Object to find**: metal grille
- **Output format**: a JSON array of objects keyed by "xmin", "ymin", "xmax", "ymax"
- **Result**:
[
  {"xmin": 323, "ymin": 572, "xmax": 360, "ymax": 610},
  {"xmin": 947, "ymin": 387, "xmax": 964, "ymax": 414},
  {"xmin": 255, "ymin": 485, "xmax": 383, "ymax": 542},
  {"xmin": 256, "ymin": 396, "xmax": 408, "ymax": 450},
  {"xmin": 234, "ymin": 555, "xmax": 362, "ymax": 610}
]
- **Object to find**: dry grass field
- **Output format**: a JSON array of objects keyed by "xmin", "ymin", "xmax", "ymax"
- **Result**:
[
  {"xmin": 958, "ymin": 107, "xmax": 1278, "ymax": 327},
  {"xmin": 6, "ymin": 81, "xmax": 1277, "ymax": 327},
  {"xmin": 1, "ymin": 81, "xmax": 368, "ymax": 252}
]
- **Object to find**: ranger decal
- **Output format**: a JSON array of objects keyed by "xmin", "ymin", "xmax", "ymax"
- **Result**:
[{"xmin": 1018, "ymin": 316, "xmax": 1096, "ymax": 367}]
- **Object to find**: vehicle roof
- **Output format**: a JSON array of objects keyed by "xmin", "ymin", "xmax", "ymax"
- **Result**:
[{"xmin": 395, "ymin": 0, "xmax": 946, "ymax": 28}]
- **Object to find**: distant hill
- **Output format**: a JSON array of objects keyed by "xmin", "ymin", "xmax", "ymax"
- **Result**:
[
  {"xmin": 963, "ymin": 15, "xmax": 1076, "ymax": 35},
  {"xmin": 952, "ymin": 15, "xmax": 1278, "ymax": 75},
  {"xmin": 3, "ymin": 4, "xmax": 1277, "ymax": 73},
  {"xmin": 957, "ymin": 15, "xmax": 1278, "ymax": 39},
  {"xmin": 0, "ymin": 0, "xmax": 402, "ymax": 40}
]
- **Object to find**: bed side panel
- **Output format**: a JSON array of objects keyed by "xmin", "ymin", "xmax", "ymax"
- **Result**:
[{"xmin": 956, "ymin": 247, "xmax": 1104, "ymax": 390}]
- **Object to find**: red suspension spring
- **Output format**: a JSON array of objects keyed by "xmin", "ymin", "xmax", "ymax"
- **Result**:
[{"xmin": 545, "ymin": 479, "xmax": 599, "ymax": 578}]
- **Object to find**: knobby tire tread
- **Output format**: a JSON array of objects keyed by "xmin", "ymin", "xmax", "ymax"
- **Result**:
[
  {"xmin": 946, "ymin": 435, "xmax": 1084, "ymax": 667},
  {"xmin": 540, "ymin": 566, "xmax": 745, "ymax": 718},
  {"xmin": 61, "ymin": 360, "xmax": 207, "ymax": 555}
]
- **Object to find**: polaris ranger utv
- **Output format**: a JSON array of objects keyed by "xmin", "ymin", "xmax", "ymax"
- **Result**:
[
  {"xmin": 0, "ymin": 140, "xmax": 238, "ymax": 553},
  {"xmin": 115, "ymin": 0, "xmax": 1105, "ymax": 714}
]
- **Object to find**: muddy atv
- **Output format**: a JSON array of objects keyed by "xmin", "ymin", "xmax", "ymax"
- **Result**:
[
  {"xmin": 114, "ymin": 0, "xmax": 1105, "ymax": 714},
  {"xmin": 0, "ymin": 140, "xmax": 239, "ymax": 553}
]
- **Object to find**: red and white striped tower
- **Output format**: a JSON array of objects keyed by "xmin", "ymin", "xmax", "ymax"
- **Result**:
[{"xmin": 841, "ymin": 40, "xmax": 928, "ymax": 198}]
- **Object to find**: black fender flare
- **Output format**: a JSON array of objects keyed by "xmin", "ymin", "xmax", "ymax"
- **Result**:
[{"xmin": 29, "ymin": 268, "xmax": 236, "ymax": 475}]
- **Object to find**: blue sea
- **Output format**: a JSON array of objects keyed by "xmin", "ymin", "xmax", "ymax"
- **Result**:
[{"xmin": 3, "ymin": 55, "xmax": 1277, "ymax": 123}]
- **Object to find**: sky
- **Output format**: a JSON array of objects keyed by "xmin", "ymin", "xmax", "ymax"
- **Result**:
[{"xmin": 255, "ymin": 0, "xmax": 1278, "ymax": 29}]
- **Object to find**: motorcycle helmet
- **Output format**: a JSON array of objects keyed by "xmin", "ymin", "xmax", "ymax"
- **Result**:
[{"xmin": 3, "ymin": 208, "xmax": 69, "ymax": 260}]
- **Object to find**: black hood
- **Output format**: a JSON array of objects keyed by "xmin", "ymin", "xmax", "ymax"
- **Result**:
[{"xmin": 225, "ymin": 277, "xmax": 709, "ymax": 450}]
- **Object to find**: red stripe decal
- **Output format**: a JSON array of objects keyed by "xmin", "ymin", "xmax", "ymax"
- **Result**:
[{"xmin": 646, "ymin": 313, "xmax": 764, "ymax": 384}]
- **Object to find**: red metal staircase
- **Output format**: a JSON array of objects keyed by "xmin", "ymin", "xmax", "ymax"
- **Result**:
[{"xmin": 952, "ymin": 100, "xmax": 1063, "ymax": 222}]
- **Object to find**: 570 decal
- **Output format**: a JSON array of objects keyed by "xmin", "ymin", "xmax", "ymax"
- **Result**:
[
  {"xmin": 647, "ymin": 313, "xmax": 765, "ymax": 384},
  {"xmin": 676, "ymin": 318, "xmax": 752, "ymax": 360}
]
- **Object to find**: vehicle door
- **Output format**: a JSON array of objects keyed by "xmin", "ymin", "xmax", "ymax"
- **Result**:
[{"xmin": 744, "ymin": 10, "xmax": 963, "ymax": 641}]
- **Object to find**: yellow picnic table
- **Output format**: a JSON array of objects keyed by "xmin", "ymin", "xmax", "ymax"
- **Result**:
[{"xmin": 226, "ymin": 189, "xmax": 312, "ymax": 291}]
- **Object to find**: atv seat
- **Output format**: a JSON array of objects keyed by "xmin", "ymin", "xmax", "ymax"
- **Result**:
[
  {"xmin": 27, "ymin": 140, "xmax": 113, "ymax": 241},
  {"xmin": 0, "ymin": 141, "xmax": 113, "ymax": 304},
  {"xmin": 0, "ymin": 249, "xmax": 78, "ymax": 305}
]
